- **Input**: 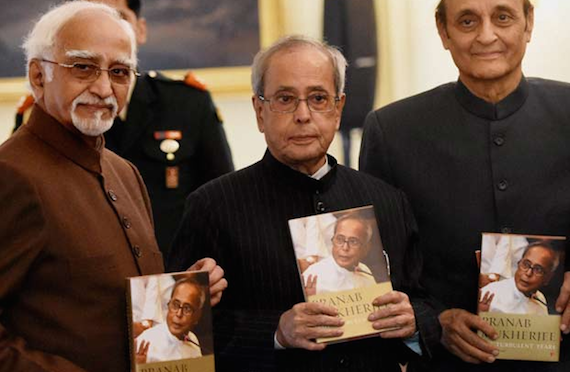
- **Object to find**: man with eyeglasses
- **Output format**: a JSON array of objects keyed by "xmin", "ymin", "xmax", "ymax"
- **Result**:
[
  {"xmin": 478, "ymin": 241, "xmax": 560, "ymax": 315},
  {"xmin": 167, "ymin": 35, "xmax": 439, "ymax": 372},
  {"xmin": 14, "ymin": 0, "xmax": 234, "ymax": 258},
  {"xmin": 0, "ymin": 2, "xmax": 226, "ymax": 371},
  {"xmin": 136, "ymin": 277, "xmax": 206, "ymax": 363},
  {"xmin": 359, "ymin": 0, "xmax": 570, "ymax": 370},
  {"xmin": 302, "ymin": 215, "xmax": 376, "ymax": 295}
]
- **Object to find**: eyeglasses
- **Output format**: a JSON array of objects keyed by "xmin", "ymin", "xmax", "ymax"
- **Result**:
[
  {"xmin": 40, "ymin": 59, "xmax": 140, "ymax": 85},
  {"xmin": 518, "ymin": 259, "xmax": 547, "ymax": 277},
  {"xmin": 332, "ymin": 234, "xmax": 363, "ymax": 249},
  {"xmin": 258, "ymin": 92, "xmax": 340, "ymax": 113},
  {"xmin": 167, "ymin": 300, "xmax": 195, "ymax": 316}
]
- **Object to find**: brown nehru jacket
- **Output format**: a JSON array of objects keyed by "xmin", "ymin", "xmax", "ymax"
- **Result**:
[{"xmin": 0, "ymin": 106, "xmax": 164, "ymax": 371}]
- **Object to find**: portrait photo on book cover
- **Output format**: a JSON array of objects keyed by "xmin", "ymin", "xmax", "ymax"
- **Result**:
[
  {"xmin": 129, "ymin": 271, "xmax": 213, "ymax": 366},
  {"xmin": 477, "ymin": 233, "xmax": 566, "ymax": 316},
  {"xmin": 289, "ymin": 205, "xmax": 390, "ymax": 297}
]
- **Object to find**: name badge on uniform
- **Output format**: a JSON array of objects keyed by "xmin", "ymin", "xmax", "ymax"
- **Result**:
[{"xmin": 166, "ymin": 166, "xmax": 179, "ymax": 189}]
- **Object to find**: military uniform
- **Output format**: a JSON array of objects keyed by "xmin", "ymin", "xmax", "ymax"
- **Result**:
[{"xmin": 14, "ymin": 71, "xmax": 234, "ymax": 257}]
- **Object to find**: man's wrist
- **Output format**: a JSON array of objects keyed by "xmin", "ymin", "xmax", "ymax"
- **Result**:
[{"xmin": 274, "ymin": 331, "xmax": 286, "ymax": 350}]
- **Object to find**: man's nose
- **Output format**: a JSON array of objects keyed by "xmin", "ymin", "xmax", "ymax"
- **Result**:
[
  {"xmin": 294, "ymin": 99, "xmax": 312, "ymax": 124},
  {"xmin": 476, "ymin": 19, "xmax": 499, "ymax": 45},
  {"xmin": 88, "ymin": 70, "xmax": 114, "ymax": 98}
]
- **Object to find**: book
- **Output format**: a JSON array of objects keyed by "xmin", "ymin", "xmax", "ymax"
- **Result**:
[
  {"xmin": 126, "ymin": 271, "xmax": 215, "ymax": 372},
  {"xmin": 288, "ymin": 205, "xmax": 393, "ymax": 343},
  {"xmin": 477, "ymin": 233, "xmax": 566, "ymax": 362}
]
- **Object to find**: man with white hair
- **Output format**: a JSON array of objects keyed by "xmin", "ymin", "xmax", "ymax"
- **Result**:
[
  {"xmin": 0, "ymin": 2, "xmax": 226, "ymax": 371},
  {"xmin": 168, "ymin": 35, "xmax": 439, "ymax": 372}
]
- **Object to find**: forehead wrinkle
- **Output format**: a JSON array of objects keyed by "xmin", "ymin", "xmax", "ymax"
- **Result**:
[{"xmin": 453, "ymin": 1, "xmax": 519, "ymax": 15}]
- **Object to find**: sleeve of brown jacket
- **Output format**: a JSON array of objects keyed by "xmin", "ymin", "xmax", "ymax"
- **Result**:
[{"xmin": 0, "ymin": 161, "xmax": 87, "ymax": 372}]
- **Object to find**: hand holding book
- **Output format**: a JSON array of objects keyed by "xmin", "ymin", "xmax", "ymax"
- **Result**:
[
  {"xmin": 288, "ymin": 206, "xmax": 400, "ymax": 345},
  {"xmin": 476, "ymin": 233, "xmax": 566, "ymax": 362},
  {"xmin": 276, "ymin": 302, "xmax": 344, "ymax": 350},
  {"xmin": 439, "ymin": 308, "xmax": 499, "ymax": 364},
  {"xmin": 187, "ymin": 257, "xmax": 227, "ymax": 306},
  {"xmin": 368, "ymin": 291, "xmax": 416, "ymax": 339}
]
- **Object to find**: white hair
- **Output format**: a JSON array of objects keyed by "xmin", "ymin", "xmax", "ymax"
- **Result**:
[
  {"xmin": 251, "ymin": 35, "xmax": 348, "ymax": 96},
  {"xmin": 22, "ymin": 0, "xmax": 138, "ymax": 80}
]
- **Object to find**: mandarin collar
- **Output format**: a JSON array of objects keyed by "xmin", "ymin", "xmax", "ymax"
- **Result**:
[
  {"xmin": 261, "ymin": 149, "xmax": 338, "ymax": 193},
  {"xmin": 454, "ymin": 77, "xmax": 529, "ymax": 121},
  {"xmin": 26, "ymin": 105, "xmax": 104, "ymax": 174}
]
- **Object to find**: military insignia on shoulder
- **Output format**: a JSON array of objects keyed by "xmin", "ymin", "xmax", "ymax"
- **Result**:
[{"xmin": 183, "ymin": 71, "xmax": 208, "ymax": 91}]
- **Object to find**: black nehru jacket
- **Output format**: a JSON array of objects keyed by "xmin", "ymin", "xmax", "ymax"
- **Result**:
[
  {"xmin": 105, "ymin": 71, "xmax": 234, "ymax": 257},
  {"xmin": 360, "ymin": 77, "xmax": 570, "ymax": 372},
  {"xmin": 167, "ymin": 150, "xmax": 440, "ymax": 372}
]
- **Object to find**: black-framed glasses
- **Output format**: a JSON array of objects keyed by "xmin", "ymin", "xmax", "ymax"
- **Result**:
[
  {"xmin": 167, "ymin": 300, "xmax": 195, "ymax": 316},
  {"xmin": 40, "ymin": 59, "xmax": 140, "ymax": 85},
  {"xmin": 331, "ymin": 234, "xmax": 363, "ymax": 249},
  {"xmin": 258, "ymin": 92, "xmax": 340, "ymax": 113},
  {"xmin": 518, "ymin": 259, "xmax": 547, "ymax": 277}
]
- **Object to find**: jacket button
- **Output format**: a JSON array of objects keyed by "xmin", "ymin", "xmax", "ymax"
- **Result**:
[
  {"xmin": 132, "ymin": 245, "xmax": 142, "ymax": 258},
  {"xmin": 501, "ymin": 227, "xmax": 511, "ymax": 234},
  {"xmin": 316, "ymin": 201, "xmax": 326, "ymax": 212},
  {"xmin": 493, "ymin": 136, "xmax": 505, "ymax": 146},
  {"xmin": 108, "ymin": 190, "xmax": 118, "ymax": 201},
  {"xmin": 497, "ymin": 180, "xmax": 508, "ymax": 191},
  {"xmin": 122, "ymin": 216, "xmax": 132, "ymax": 229}
]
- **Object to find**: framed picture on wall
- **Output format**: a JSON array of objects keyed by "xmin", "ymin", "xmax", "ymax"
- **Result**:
[{"xmin": 0, "ymin": 0, "xmax": 282, "ymax": 101}]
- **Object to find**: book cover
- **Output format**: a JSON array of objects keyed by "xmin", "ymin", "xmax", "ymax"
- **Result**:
[
  {"xmin": 288, "ymin": 205, "xmax": 393, "ymax": 344},
  {"xmin": 127, "ymin": 271, "xmax": 215, "ymax": 372},
  {"xmin": 477, "ymin": 233, "xmax": 566, "ymax": 362}
]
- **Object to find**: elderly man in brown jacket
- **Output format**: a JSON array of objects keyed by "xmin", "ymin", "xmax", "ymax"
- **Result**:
[{"xmin": 0, "ymin": 2, "xmax": 226, "ymax": 371}]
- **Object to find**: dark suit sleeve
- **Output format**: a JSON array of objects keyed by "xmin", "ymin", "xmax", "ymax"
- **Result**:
[
  {"xmin": 167, "ymin": 190, "xmax": 216, "ymax": 271},
  {"xmin": 0, "ymin": 162, "xmax": 86, "ymax": 372},
  {"xmin": 196, "ymin": 94, "xmax": 234, "ymax": 185},
  {"xmin": 167, "ymin": 190, "xmax": 281, "ymax": 368},
  {"xmin": 398, "ymin": 192, "xmax": 443, "ymax": 360},
  {"xmin": 359, "ymin": 110, "xmax": 393, "ymax": 183},
  {"xmin": 360, "ymin": 112, "xmax": 446, "ymax": 360}
]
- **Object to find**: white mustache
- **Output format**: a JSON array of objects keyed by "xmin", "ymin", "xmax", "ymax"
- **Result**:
[{"xmin": 72, "ymin": 92, "xmax": 118, "ymax": 117}]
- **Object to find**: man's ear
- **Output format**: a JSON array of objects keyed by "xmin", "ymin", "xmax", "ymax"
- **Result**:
[
  {"xmin": 334, "ymin": 93, "xmax": 346, "ymax": 131},
  {"xmin": 252, "ymin": 95, "xmax": 265, "ymax": 133},
  {"xmin": 136, "ymin": 17, "xmax": 148, "ymax": 45},
  {"xmin": 28, "ymin": 59, "xmax": 45, "ymax": 101},
  {"xmin": 436, "ymin": 19, "xmax": 451, "ymax": 50},
  {"xmin": 525, "ymin": 5, "xmax": 534, "ymax": 42}
]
